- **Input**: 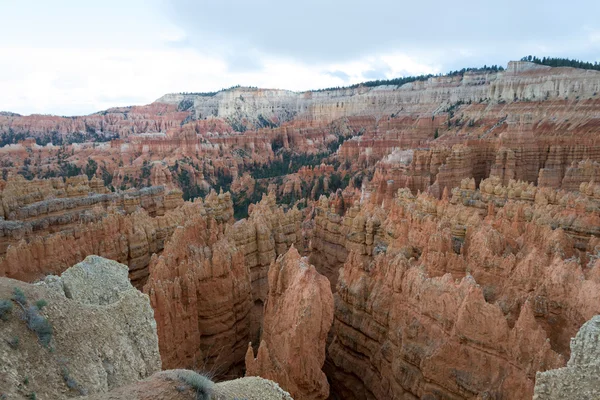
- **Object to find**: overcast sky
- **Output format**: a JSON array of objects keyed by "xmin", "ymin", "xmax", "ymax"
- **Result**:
[{"xmin": 1, "ymin": 0, "xmax": 599, "ymax": 116}]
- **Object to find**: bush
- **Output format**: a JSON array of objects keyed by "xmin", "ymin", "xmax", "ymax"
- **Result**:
[
  {"xmin": 35, "ymin": 299, "xmax": 48, "ymax": 310},
  {"xmin": 176, "ymin": 370, "xmax": 214, "ymax": 400},
  {"xmin": 7, "ymin": 336, "xmax": 19, "ymax": 349},
  {"xmin": 61, "ymin": 365, "xmax": 87, "ymax": 395},
  {"xmin": 12, "ymin": 287, "xmax": 26, "ymax": 305},
  {"xmin": 25, "ymin": 306, "xmax": 53, "ymax": 347},
  {"xmin": 0, "ymin": 299, "xmax": 12, "ymax": 321}
]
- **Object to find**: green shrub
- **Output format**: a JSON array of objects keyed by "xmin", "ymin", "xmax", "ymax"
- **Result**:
[
  {"xmin": 25, "ymin": 306, "xmax": 53, "ymax": 347},
  {"xmin": 12, "ymin": 287, "xmax": 26, "ymax": 305},
  {"xmin": 35, "ymin": 299, "xmax": 48, "ymax": 310},
  {"xmin": 176, "ymin": 370, "xmax": 214, "ymax": 400},
  {"xmin": 0, "ymin": 299, "xmax": 12, "ymax": 321}
]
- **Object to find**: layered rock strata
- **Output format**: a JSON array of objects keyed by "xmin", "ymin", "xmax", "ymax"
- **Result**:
[
  {"xmin": 311, "ymin": 183, "xmax": 600, "ymax": 399},
  {"xmin": 144, "ymin": 213, "xmax": 253, "ymax": 375},
  {"xmin": 245, "ymin": 246, "xmax": 334, "ymax": 400}
]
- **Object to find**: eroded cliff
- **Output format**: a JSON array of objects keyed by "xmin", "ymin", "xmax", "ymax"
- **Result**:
[{"xmin": 245, "ymin": 246, "xmax": 334, "ymax": 400}]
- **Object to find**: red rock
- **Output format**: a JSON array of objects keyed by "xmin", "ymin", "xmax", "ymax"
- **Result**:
[
  {"xmin": 144, "ymin": 213, "xmax": 253, "ymax": 375},
  {"xmin": 245, "ymin": 246, "xmax": 334, "ymax": 400}
]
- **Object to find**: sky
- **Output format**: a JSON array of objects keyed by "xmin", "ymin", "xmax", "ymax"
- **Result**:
[{"xmin": 1, "ymin": 0, "xmax": 600, "ymax": 116}]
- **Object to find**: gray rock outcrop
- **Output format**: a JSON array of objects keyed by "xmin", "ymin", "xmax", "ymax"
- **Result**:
[
  {"xmin": 533, "ymin": 315, "xmax": 600, "ymax": 400},
  {"xmin": 0, "ymin": 256, "xmax": 160, "ymax": 399}
]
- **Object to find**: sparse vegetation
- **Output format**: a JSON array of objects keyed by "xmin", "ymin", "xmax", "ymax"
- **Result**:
[
  {"xmin": 7, "ymin": 336, "xmax": 19, "ymax": 349},
  {"xmin": 60, "ymin": 364, "xmax": 87, "ymax": 395},
  {"xmin": 176, "ymin": 370, "xmax": 214, "ymax": 400},
  {"xmin": 179, "ymin": 85, "xmax": 245, "ymax": 97},
  {"xmin": 35, "ymin": 299, "xmax": 48, "ymax": 310},
  {"xmin": 26, "ymin": 305, "xmax": 53, "ymax": 347},
  {"xmin": 100, "ymin": 164, "xmax": 114, "ymax": 189},
  {"xmin": 84, "ymin": 158, "xmax": 98, "ymax": 180},
  {"xmin": 248, "ymin": 151, "xmax": 330, "ymax": 180},
  {"xmin": 0, "ymin": 299, "xmax": 13, "ymax": 321},
  {"xmin": 312, "ymin": 65, "xmax": 504, "ymax": 92},
  {"xmin": 271, "ymin": 135, "xmax": 285, "ymax": 152},
  {"xmin": 11, "ymin": 287, "xmax": 53, "ymax": 347},
  {"xmin": 12, "ymin": 287, "xmax": 26, "ymax": 305}
]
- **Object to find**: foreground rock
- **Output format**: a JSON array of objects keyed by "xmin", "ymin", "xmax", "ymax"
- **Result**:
[
  {"xmin": 533, "ymin": 315, "xmax": 600, "ymax": 400},
  {"xmin": 0, "ymin": 255, "xmax": 160, "ymax": 399},
  {"xmin": 246, "ymin": 246, "xmax": 334, "ymax": 400},
  {"xmin": 84, "ymin": 370, "xmax": 293, "ymax": 400}
]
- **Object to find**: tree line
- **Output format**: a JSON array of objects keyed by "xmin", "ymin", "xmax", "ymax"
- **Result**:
[{"xmin": 521, "ymin": 56, "xmax": 600, "ymax": 71}]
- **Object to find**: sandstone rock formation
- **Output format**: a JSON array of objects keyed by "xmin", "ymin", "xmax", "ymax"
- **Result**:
[
  {"xmin": 533, "ymin": 315, "xmax": 600, "ymax": 400},
  {"xmin": 0, "ymin": 255, "xmax": 160, "ymax": 399},
  {"xmin": 245, "ymin": 246, "xmax": 334, "ymax": 400},
  {"xmin": 310, "ymin": 182, "xmax": 600, "ymax": 399},
  {"xmin": 0, "ymin": 194, "xmax": 199, "ymax": 287},
  {"xmin": 3, "ymin": 62, "xmax": 600, "ymax": 208},
  {"xmin": 140, "ymin": 192, "xmax": 304, "ymax": 377},
  {"xmin": 143, "ymin": 212, "xmax": 251, "ymax": 375},
  {"xmin": 229, "ymin": 193, "xmax": 303, "ymax": 301}
]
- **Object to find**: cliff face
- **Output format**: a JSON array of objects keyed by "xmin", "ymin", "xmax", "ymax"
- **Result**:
[
  {"xmin": 0, "ymin": 255, "xmax": 160, "ymax": 399},
  {"xmin": 143, "ymin": 213, "xmax": 253, "ymax": 375},
  {"xmin": 245, "ymin": 246, "xmax": 334, "ymax": 400},
  {"xmin": 5, "ymin": 62, "xmax": 599, "ymax": 143},
  {"xmin": 310, "ymin": 180, "xmax": 600, "ymax": 399},
  {"xmin": 229, "ymin": 193, "xmax": 303, "ymax": 301},
  {"xmin": 0, "ymin": 103, "xmax": 190, "ymax": 140},
  {"xmin": 0, "ymin": 187, "xmax": 192, "ymax": 288},
  {"xmin": 3, "ymin": 63, "xmax": 600, "ymax": 208},
  {"xmin": 143, "ymin": 192, "xmax": 303, "ymax": 376},
  {"xmin": 155, "ymin": 63, "xmax": 600, "ymax": 126},
  {"xmin": 0, "ymin": 173, "xmax": 240, "ymax": 288}
]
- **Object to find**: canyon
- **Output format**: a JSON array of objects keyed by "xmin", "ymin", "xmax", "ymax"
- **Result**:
[{"xmin": 1, "ymin": 60, "xmax": 599, "ymax": 399}]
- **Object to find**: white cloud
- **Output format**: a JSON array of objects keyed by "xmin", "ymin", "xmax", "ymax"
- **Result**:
[
  {"xmin": 0, "ymin": 46, "xmax": 440, "ymax": 115},
  {"xmin": 0, "ymin": 47, "xmax": 224, "ymax": 115}
]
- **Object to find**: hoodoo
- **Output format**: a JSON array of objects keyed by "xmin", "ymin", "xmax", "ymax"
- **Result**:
[{"xmin": 245, "ymin": 246, "xmax": 334, "ymax": 400}]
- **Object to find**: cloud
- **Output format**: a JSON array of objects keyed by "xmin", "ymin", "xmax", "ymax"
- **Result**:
[
  {"xmin": 325, "ymin": 70, "xmax": 351, "ymax": 82},
  {"xmin": 362, "ymin": 60, "xmax": 393, "ymax": 80},
  {"xmin": 0, "ymin": 47, "xmax": 226, "ymax": 115},
  {"xmin": 163, "ymin": 0, "xmax": 600, "ymax": 68}
]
